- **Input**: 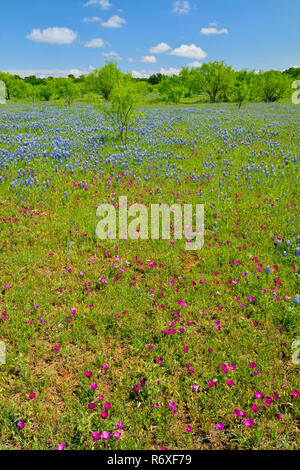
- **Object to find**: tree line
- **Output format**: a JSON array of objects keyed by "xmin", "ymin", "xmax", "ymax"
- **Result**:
[{"xmin": 0, "ymin": 61, "xmax": 299, "ymax": 106}]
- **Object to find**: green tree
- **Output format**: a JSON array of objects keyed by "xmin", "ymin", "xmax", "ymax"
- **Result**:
[
  {"xmin": 234, "ymin": 82, "xmax": 250, "ymax": 108},
  {"xmin": 198, "ymin": 61, "xmax": 235, "ymax": 103},
  {"xmin": 56, "ymin": 79, "xmax": 78, "ymax": 105},
  {"xmin": 98, "ymin": 76, "xmax": 142, "ymax": 144},
  {"xmin": 0, "ymin": 72, "xmax": 15, "ymax": 99},
  {"xmin": 25, "ymin": 83, "xmax": 39, "ymax": 103},
  {"xmin": 179, "ymin": 67, "xmax": 201, "ymax": 97},
  {"xmin": 159, "ymin": 75, "xmax": 184, "ymax": 104},
  {"xmin": 95, "ymin": 62, "xmax": 121, "ymax": 100},
  {"xmin": 39, "ymin": 84, "xmax": 53, "ymax": 101},
  {"xmin": 148, "ymin": 73, "xmax": 163, "ymax": 85},
  {"xmin": 234, "ymin": 69, "xmax": 258, "ymax": 101},
  {"xmin": 257, "ymin": 71, "xmax": 289, "ymax": 102},
  {"xmin": 283, "ymin": 67, "xmax": 300, "ymax": 80}
]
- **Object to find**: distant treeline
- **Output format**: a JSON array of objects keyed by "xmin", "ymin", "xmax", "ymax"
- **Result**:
[{"xmin": 0, "ymin": 62, "xmax": 299, "ymax": 105}]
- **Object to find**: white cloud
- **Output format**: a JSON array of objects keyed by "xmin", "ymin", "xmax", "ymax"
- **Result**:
[
  {"xmin": 149, "ymin": 42, "xmax": 171, "ymax": 54},
  {"xmin": 131, "ymin": 67, "xmax": 180, "ymax": 78},
  {"xmin": 173, "ymin": 1, "xmax": 190, "ymax": 15},
  {"xmin": 170, "ymin": 44, "xmax": 207, "ymax": 60},
  {"xmin": 160, "ymin": 67, "xmax": 180, "ymax": 76},
  {"xmin": 141, "ymin": 55, "xmax": 157, "ymax": 63},
  {"xmin": 188, "ymin": 61, "xmax": 202, "ymax": 68},
  {"xmin": 83, "ymin": 16, "xmax": 101, "ymax": 23},
  {"xmin": 101, "ymin": 15, "xmax": 126, "ymax": 28},
  {"xmin": 131, "ymin": 70, "xmax": 150, "ymax": 79},
  {"xmin": 102, "ymin": 50, "xmax": 122, "ymax": 60},
  {"xmin": 84, "ymin": 0, "xmax": 112, "ymax": 9},
  {"xmin": 5, "ymin": 67, "xmax": 93, "ymax": 78},
  {"xmin": 127, "ymin": 58, "xmax": 135, "ymax": 63},
  {"xmin": 200, "ymin": 27, "xmax": 228, "ymax": 35},
  {"xmin": 26, "ymin": 27, "xmax": 77, "ymax": 45},
  {"xmin": 84, "ymin": 38, "xmax": 110, "ymax": 48}
]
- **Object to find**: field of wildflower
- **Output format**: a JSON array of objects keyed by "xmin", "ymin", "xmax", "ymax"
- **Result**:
[{"xmin": 0, "ymin": 101, "xmax": 299, "ymax": 450}]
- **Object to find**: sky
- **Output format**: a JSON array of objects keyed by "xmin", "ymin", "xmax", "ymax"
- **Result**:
[{"xmin": 0, "ymin": 0, "xmax": 299, "ymax": 78}]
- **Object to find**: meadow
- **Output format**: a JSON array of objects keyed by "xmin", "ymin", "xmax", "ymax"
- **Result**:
[{"xmin": 0, "ymin": 100, "xmax": 299, "ymax": 450}]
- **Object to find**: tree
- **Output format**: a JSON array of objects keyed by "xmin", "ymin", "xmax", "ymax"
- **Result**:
[
  {"xmin": 198, "ymin": 61, "xmax": 235, "ymax": 103},
  {"xmin": 95, "ymin": 62, "xmax": 121, "ymax": 100},
  {"xmin": 234, "ymin": 82, "xmax": 250, "ymax": 108},
  {"xmin": 0, "ymin": 72, "xmax": 13, "ymax": 99},
  {"xmin": 283, "ymin": 67, "xmax": 300, "ymax": 80},
  {"xmin": 25, "ymin": 83, "xmax": 39, "ymax": 103},
  {"xmin": 99, "ymin": 76, "xmax": 142, "ymax": 144},
  {"xmin": 257, "ymin": 71, "xmax": 289, "ymax": 102},
  {"xmin": 24, "ymin": 75, "xmax": 45, "ymax": 86},
  {"xmin": 148, "ymin": 73, "xmax": 163, "ymax": 85},
  {"xmin": 0, "ymin": 80, "xmax": 5, "ymax": 104},
  {"xmin": 179, "ymin": 67, "xmax": 202, "ymax": 97},
  {"xmin": 56, "ymin": 79, "xmax": 78, "ymax": 105},
  {"xmin": 39, "ymin": 84, "xmax": 53, "ymax": 101},
  {"xmin": 159, "ymin": 75, "xmax": 184, "ymax": 104},
  {"xmin": 234, "ymin": 69, "xmax": 258, "ymax": 102}
]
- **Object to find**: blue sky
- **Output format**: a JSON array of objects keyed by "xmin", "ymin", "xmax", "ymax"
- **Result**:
[{"xmin": 1, "ymin": 0, "xmax": 299, "ymax": 77}]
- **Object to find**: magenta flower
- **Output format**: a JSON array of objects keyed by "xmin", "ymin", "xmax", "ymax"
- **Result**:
[
  {"xmin": 101, "ymin": 431, "xmax": 111, "ymax": 440},
  {"xmin": 244, "ymin": 419, "xmax": 254, "ymax": 427},
  {"xmin": 17, "ymin": 421, "xmax": 25, "ymax": 430},
  {"xmin": 90, "ymin": 383, "xmax": 98, "ymax": 390},
  {"xmin": 114, "ymin": 430, "xmax": 121, "ymax": 439},
  {"xmin": 226, "ymin": 380, "xmax": 234, "ymax": 387},
  {"xmin": 101, "ymin": 411, "xmax": 108, "ymax": 419},
  {"xmin": 57, "ymin": 443, "xmax": 65, "ymax": 450},
  {"xmin": 265, "ymin": 396, "xmax": 272, "ymax": 407},
  {"xmin": 169, "ymin": 400, "xmax": 176, "ymax": 410},
  {"xmin": 92, "ymin": 431, "xmax": 100, "ymax": 441},
  {"xmin": 29, "ymin": 393, "xmax": 36, "ymax": 399},
  {"xmin": 216, "ymin": 422, "xmax": 224, "ymax": 430},
  {"xmin": 85, "ymin": 371, "xmax": 92, "ymax": 378},
  {"xmin": 186, "ymin": 425, "xmax": 192, "ymax": 432}
]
